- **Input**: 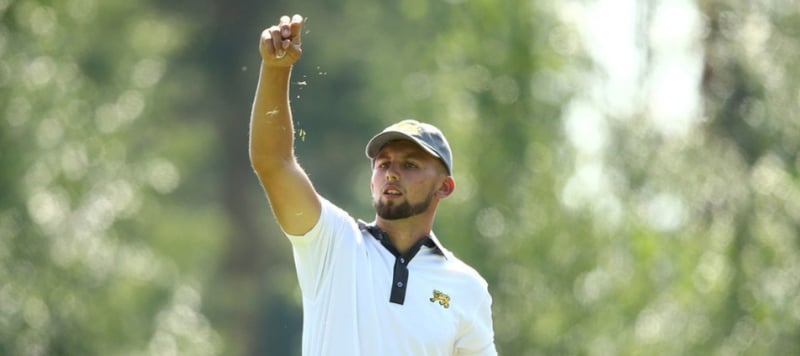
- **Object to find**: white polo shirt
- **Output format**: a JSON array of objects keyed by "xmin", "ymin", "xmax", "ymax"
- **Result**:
[{"xmin": 286, "ymin": 197, "xmax": 497, "ymax": 356}]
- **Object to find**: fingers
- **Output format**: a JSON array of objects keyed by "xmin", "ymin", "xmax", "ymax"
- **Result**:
[
  {"xmin": 290, "ymin": 14, "xmax": 304, "ymax": 45},
  {"xmin": 279, "ymin": 15, "xmax": 291, "ymax": 51},
  {"xmin": 259, "ymin": 14, "xmax": 305, "ymax": 63},
  {"xmin": 260, "ymin": 28, "xmax": 275, "ymax": 57},
  {"xmin": 270, "ymin": 26, "xmax": 285, "ymax": 58}
]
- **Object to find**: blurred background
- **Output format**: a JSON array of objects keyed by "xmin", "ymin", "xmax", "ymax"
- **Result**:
[{"xmin": 2, "ymin": 0, "xmax": 799, "ymax": 355}]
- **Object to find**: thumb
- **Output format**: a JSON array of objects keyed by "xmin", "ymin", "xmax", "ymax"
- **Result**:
[{"xmin": 290, "ymin": 14, "xmax": 304, "ymax": 47}]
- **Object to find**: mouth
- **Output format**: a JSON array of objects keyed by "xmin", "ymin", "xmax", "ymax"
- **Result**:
[{"xmin": 382, "ymin": 185, "xmax": 403, "ymax": 197}]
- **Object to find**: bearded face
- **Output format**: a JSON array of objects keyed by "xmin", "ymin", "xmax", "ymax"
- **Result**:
[
  {"xmin": 370, "ymin": 140, "xmax": 452, "ymax": 221},
  {"xmin": 373, "ymin": 185, "xmax": 436, "ymax": 220}
]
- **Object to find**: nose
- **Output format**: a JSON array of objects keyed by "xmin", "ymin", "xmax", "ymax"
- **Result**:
[{"xmin": 385, "ymin": 163, "xmax": 399, "ymax": 181}]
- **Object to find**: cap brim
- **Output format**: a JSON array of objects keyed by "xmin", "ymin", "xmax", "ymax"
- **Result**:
[{"xmin": 365, "ymin": 131, "xmax": 442, "ymax": 161}]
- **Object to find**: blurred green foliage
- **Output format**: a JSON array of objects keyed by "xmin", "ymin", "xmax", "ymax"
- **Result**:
[{"xmin": 2, "ymin": 0, "xmax": 799, "ymax": 355}]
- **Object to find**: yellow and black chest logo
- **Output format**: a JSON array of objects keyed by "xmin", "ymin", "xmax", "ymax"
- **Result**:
[{"xmin": 429, "ymin": 289, "xmax": 450, "ymax": 309}]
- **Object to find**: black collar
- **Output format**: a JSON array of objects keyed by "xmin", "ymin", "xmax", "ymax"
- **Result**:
[
  {"xmin": 358, "ymin": 220, "xmax": 445, "ymax": 257},
  {"xmin": 363, "ymin": 224, "xmax": 442, "ymax": 257},
  {"xmin": 358, "ymin": 220, "xmax": 444, "ymax": 305}
]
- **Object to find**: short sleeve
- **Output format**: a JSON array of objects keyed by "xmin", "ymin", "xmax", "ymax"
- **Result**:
[
  {"xmin": 285, "ymin": 197, "xmax": 355, "ymax": 300},
  {"xmin": 454, "ymin": 290, "xmax": 497, "ymax": 356}
]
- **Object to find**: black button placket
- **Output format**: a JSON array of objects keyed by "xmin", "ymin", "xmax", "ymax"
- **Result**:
[
  {"xmin": 366, "ymin": 225, "xmax": 430, "ymax": 305},
  {"xmin": 390, "ymin": 256, "xmax": 410, "ymax": 304}
]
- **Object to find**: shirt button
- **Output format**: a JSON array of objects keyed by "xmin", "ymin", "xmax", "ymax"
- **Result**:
[
  {"xmin": 400, "ymin": 258, "xmax": 405, "ymax": 264},
  {"xmin": 396, "ymin": 282, "xmax": 404, "ymax": 288}
]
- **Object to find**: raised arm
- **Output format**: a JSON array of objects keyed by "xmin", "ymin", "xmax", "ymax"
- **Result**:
[{"xmin": 249, "ymin": 14, "xmax": 321, "ymax": 235}]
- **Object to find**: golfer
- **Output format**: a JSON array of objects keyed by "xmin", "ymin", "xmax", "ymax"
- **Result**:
[{"xmin": 249, "ymin": 14, "xmax": 497, "ymax": 356}]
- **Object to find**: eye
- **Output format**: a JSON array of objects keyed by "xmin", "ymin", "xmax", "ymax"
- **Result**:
[
  {"xmin": 404, "ymin": 162, "xmax": 418, "ymax": 169},
  {"xmin": 376, "ymin": 161, "xmax": 390, "ymax": 169}
]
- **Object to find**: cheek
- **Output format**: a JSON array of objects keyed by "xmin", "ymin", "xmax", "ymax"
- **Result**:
[{"xmin": 369, "ymin": 174, "xmax": 380, "ymax": 195}]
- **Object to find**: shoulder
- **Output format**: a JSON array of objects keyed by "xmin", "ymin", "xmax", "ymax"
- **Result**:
[
  {"xmin": 428, "ymin": 233, "xmax": 490, "ymax": 297},
  {"xmin": 443, "ymin": 254, "xmax": 490, "ymax": 292},
  {"xmin": 285, "ymin": 197, "xmax": 360, "ymax": 242}
]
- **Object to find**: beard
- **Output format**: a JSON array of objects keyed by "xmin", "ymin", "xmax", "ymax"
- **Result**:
[{"xmin": 373, "ymin": 190, "xmax": 435, "ymax": 220}]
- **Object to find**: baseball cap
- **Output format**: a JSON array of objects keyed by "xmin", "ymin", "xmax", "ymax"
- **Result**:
[{"xmin": 365, "ymin": 119, "xmax": 453, "ymax": 175}]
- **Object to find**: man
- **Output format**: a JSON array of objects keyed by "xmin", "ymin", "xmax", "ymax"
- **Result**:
[{"xmin": 249, "ymin": 14, "xmax": 497, "ymax": 356}]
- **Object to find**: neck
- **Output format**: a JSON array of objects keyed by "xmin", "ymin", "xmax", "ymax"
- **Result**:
[{"xmin": 375, "ymin": 214, "xmax": 435, "ymax": 255}]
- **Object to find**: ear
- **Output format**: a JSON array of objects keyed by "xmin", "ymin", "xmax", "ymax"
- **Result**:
[{"xmin": 436, "ymin": 176, "xmax": 456, "ymax": 199}]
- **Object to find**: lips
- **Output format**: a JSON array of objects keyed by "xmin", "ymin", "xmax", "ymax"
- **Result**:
[{"xmin": 382, "ymin": 185, "xmax": 403, "ymax": 197}]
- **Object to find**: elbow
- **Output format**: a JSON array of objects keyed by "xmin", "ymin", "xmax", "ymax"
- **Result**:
[
  {"xmin": 249, "ymin": 136, "xmax": 294, "ymax": 177},
  {"xmin": 249, "ymin": 150, "xmax": 293, "ymax": 178},
  {"xmin": 249, "ymin": 152, "xmax": 274, "ymax": 177}
]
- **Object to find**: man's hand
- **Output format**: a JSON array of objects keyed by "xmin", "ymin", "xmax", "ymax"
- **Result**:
[{"xmin": 259, "ymin": 14, "xmax": 304, "ymax": 67}]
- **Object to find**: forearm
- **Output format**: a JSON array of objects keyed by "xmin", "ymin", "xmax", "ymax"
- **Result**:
[
  {"xmin": 248, "ymin": 15, "xmax": 321, "ymax": 235},
  {"xmin": 249, "ymin": 62, "xmax": 295, "ymax": 174}
]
